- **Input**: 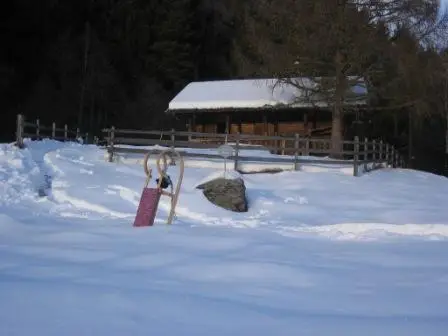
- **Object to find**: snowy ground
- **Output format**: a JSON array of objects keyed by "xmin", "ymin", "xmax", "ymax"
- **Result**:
[{"xmin": 1, "ymin": 139, "xmax": 448, "ymax": 335}]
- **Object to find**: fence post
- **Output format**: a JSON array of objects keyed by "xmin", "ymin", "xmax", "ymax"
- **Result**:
[
  {"xmin": 234, "ymin": 133, "xmax": 240, "ymax": 170},
  {"xmin": 52, "ymin": 122, "xmax": 56, "ymax": 139},
  {"xmin": 385, "ymin": 143, "xmax": 389, "ymax": 166},
  {"xmin": 372, "ymin": 139, "xmax": 377, "ymax": 162},
  {"xmin": 16, "ymin": 114, "xmax": 24, "ymax": 148},
  {"xmin": 391, "ymin": 146, "xmax": 395, "ymax": 168},
  {"xmin": 393, "ymin": 147, "xmax": 398, "ymax": 168},
  {"xmin": 363, "ymin": 137, "xmax": 368, "ymax": 161},
  {"xmin": 108, "ymin": 127, "xmax": 115, "ymax": 162},
  {"xmin": 36, "ymin": 119, "xmax": 40, "ymax": 138},
  {"xmin": 304, "ymin": 137, "xmax": 310, "ymax": 156},
  {"xmin": 76, "ymin": 128, "xmax": 80, "ymax": 139},
  {"xmin": 353, "ymin": 136, "xmax": 359, "ymax": 177},
  {"xmin": 85, "ymin": 133, "xmax": 89, "ymax": 144},
  {"xmin": 364, "ymin": 137, "xmax": 368, "ymax": 171},
  {"xmin": 379, "ymin": 140, "xmax": 383, "ymax": 164},
  {"xmin": 64, "ymin": 124, "xmax": 68, "ymax": 141},
  {"xmin": 294, "ymin": 133, "xmax": 300, "ymax": 171},
  {"xmin": 171, "ymin": 128, "xmax": 175, "ymax": 150},
  {"xmin": 281, "ymin": 139, "xmax": 286, "ymax": 155}
]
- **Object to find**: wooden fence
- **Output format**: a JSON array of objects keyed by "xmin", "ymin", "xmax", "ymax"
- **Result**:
[
  {"xmin": 102, "ymin": 127, "xmax": 404, "ymax": 176},
  {"xmin": 15, "ymin": 114, "xmax": 93, "ymax": 147}
]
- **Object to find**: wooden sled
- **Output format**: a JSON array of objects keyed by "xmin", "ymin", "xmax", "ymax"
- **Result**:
[{"xmin": 133, "ymin": 149, "xmax": 184, "ymax": 227}]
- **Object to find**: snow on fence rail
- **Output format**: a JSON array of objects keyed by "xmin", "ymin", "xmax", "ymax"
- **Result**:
[
  {"xmin": 102, "ymin": 127, "xmax": 404, "ymax": 176},
  {"xmin": 15, "ymin": 114, "xmax": 92, "ymax": 146}
]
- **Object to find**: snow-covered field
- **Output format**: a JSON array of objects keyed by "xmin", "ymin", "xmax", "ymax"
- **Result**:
[{"xmin": 1, "ymin": 139, "xmax": 448, "ymax": 335}]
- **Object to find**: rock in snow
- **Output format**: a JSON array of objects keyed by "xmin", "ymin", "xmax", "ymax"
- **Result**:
[{"xmin": 196, "ymin": 177, "xmax": 248, "ymax": 212}]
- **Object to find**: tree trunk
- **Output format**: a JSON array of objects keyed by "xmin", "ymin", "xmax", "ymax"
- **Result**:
[
  {"xmin": 408, "ymin": 109, "xmax": 413, "ymax": 168},
  {"xmin": 78, "ymin": 21, "xmax": 91, "ymax": 129},
  {"xmin": 331, "ymin": 50, "xmax": 345, "ymax": 158},
  {"xmin": 331, "ymin": 104, "xmax": 343, "ymax": 158},
  {"xmin": 89, "ymin": 93, "xmax": 95, "ymax": 138}
]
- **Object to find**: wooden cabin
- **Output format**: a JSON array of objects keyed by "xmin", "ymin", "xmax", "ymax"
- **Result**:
[{"xmin": 166, "ymin": 78, "xmax": 367, "ymax": 139}]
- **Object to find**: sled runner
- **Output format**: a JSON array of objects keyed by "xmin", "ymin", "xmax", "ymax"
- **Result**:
[{"xmin": 133, "ymin": 149, "xmax": 184, "ymax": 227}]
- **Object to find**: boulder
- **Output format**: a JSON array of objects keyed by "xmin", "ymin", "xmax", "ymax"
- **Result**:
[{"xmin": 196, "ymin": 177, "xmax": 248, "ymax": 212}]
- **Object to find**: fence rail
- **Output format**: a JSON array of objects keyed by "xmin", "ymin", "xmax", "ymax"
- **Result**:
[
  {"xmin": 15, "ymin": 114, "xmax": 92, "ymax": 146},
  {"xmin": 102, "ymin": 127, "xmax": 404, "ymax": 176},
  {"xmin": 14, "ymin": 113, "xmax": 404, "ymax": 176}
]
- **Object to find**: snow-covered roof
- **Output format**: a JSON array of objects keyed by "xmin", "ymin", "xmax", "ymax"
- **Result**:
[{"xmin": 167, "ymin": 77, "xmax": 367, "ymax": 111}]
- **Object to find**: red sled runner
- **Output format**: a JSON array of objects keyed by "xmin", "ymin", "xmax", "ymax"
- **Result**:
[{"xmin": 133, "ymin": 149, "xmax": 184, "ymax": 227}]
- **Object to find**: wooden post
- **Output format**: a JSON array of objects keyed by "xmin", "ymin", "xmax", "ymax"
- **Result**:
[
  {"xmin": 281, "ymin": 139, "xmax": 286, "ymax": 155},
  {"xmin": 36, "ymin": 119, "xmax": 40, "ymax": 138},
  {"xmin": 353, "ymin": 136, "xmax": 359, "ymax": 177},
  {"xmin": 364, "ymin": 137, "xmax": 368, "ymax": 171},
  {"xmin": 85, "ymin": 133, "xmax": 89, "ymax": 144},
  {"xmin": 192, "ymin": 114, "xmax": 196, "ymax": 135},
  {"xmin": 262, "ymin": 113, "xmax": 268, "ymax": 147},
  {"xmin": 391, "ymin": 146, "xmax": 395, "ymax": 168},
  {"xmin": 392, "ymin": 147, "xmax": 397, "ymax": 168},
  {"xmin": 64, "ymin": 124, "xmax": 68, "ymax": 140},
  {"xmin": 294, "ymin": 133, "xmax": 300, "ymax": 171},
  {"xmin": 304, "ymin": 137, "xmax": 310, "ymax": 156},
  {"xmin": 379, "ymin": 140, "xmax": 383, "ymax": 163},
  {"xmin": 274, "ymin": 121, "xmax": 279, "ymax": 154},
  {"xmin": 108, "ymin": 129, "xmax": 114, "ymax": 161},
  {"xmin": 385, "ymin": 143, "xmax": 390, "ymax": 166},
  {"xmin": 76, "ymin": 128, "xmax": 80, "ymax": 139},
  {"xmin": 108, "ymin": 127, "xmax": 115, "ymax": 162},
  {"xmin": 234, "ymin": 133, "xmax": 240, "ymax": 171},
  {"xmin": 188, "ymin": 117, "xmax": 192, "ymax": 141},
  {"xmin": 16, "ymin": 114, "xmax": 24, "ymax": 148},
  {"xmin": 372, "ymin": 139, "xmax": 376, "ymax": 169},
  {"xmin": 52, "ymin": 122, "xmax": 56, "ymax": 139},
  {"xmin": 171, "ymin": 128, "xmax": 175, "ymax": 150},
  {"xmin": 361, "ymin": 137, "xmax": 366, "ymax": 160}
]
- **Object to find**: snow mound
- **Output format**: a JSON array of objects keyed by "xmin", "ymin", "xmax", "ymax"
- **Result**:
[
  {"xmin": 0, "ymin": 143, "xmax": 44, "ymax": 204},
  {"xmin": 4, "ymin": 140, "xmax": 445, "ymax": 240}
]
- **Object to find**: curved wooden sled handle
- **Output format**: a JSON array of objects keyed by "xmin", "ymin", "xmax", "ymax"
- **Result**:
[
  {"xmin": 156, "ymin": 149, "xmax": 184, "ymax": 225},
  {"xmin": 143, "ymin": 151, "xmax": 152, "ymax": 188},
  {"xmin": 140, "ymin": 149, "xmax": 184, "ymax": 225}
]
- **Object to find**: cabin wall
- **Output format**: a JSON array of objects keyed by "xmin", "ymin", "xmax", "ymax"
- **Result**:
[
  {"xmin": 188, "ymin": 109, "xmax": 337, "ymax": 137},
  {"xmin": 193, "ymin": 121, "xmax": 334, "ymax": 136}
]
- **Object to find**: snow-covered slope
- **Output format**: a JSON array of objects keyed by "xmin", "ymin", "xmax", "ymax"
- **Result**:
[{"xmin": 1, "ymin": 139, "xmax": 448, "ymax": 335}]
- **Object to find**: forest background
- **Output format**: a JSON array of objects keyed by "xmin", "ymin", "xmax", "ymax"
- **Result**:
[{"xmin": 1, "ymin": 0, "xmax": 448, "ymax": 175}]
